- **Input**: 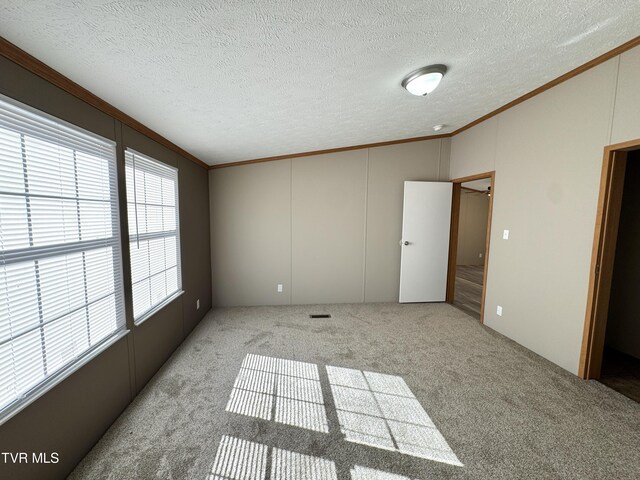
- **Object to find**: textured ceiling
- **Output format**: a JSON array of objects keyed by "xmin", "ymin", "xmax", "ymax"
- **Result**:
[{"xmin": 1, "ymin": 1, "xmax": 639, "ymax": 165}]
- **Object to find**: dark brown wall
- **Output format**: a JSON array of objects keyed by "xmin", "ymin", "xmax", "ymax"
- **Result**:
[
  {"xmin": 0, "ymin": 339, "xmax": 131, "ymax": 480},
  {"xmin": 0, "ymin": 56, "xmax": 212, "ymax": 479},
  {"xmin": 606, "ymin": 150, "xmax": 640, "ymax": 359},
  {"xmin": 179, "ymin": 156, "xmax": 213, "ymax": 334}
]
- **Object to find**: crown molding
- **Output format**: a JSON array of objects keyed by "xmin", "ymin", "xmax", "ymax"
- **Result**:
[{"xmin": 208, "ymin": 134, "xmax": 452, "ymax": 169}]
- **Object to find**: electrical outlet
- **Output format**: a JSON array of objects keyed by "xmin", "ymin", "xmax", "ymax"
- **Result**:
[
  {"xmin": 277, "ymin": 284, "xmax": 283, "ymax": 293},
  {"xmin": 479, "ymin": 253, "xmax": 483, "ymax": 258},
  {"xmin": 496, "ymin": 305, "xmax": 503, "ymax": 316},
  {"xmin": 503, "ymin": 229, "xmax": 509, "ymax": 240},
  {"xmin": 196, "ymin": 299, "xmax": 200, "ymax": 310}
]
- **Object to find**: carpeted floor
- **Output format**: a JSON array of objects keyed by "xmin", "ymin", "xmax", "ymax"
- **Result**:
[{"xmin": 70, "ymin": 303, "xmax": 640, "ymax": 480}]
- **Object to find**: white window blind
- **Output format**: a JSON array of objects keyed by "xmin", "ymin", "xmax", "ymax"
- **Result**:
[
  {"xmin": 125, "ymin": 149, "xmax": 181, "ymax": 322},
  {"xmin": 0, "ymin": 94, "xmax": 125, "ymax": 420}
]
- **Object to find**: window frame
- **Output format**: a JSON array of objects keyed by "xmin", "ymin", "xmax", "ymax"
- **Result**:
[
  {"xmin": 124, "ymin": 148, "xmax": 183, "ymax": 325},
  {"xmin": 0, "ymin": 93, "xmax": 127, "ymax": 426}
]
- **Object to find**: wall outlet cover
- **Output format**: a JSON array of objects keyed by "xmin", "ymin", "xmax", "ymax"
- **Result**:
[{"xmin": 277, "ymin": 284, "xmax": 283, "ymax": 293}]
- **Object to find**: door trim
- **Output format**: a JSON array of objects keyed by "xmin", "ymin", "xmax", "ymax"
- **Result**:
[
  {"xmin": 446, "ymin": 171, "xmax": 495, "ymax": 323},
  {"xmin": 579, "ymin": 138, "xmax": 640, "ymax": 379}
]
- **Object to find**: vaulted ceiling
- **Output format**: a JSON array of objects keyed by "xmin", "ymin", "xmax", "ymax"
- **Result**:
[{"xmin": 1, "ymin": 1, "xmax": 638, "ymax": 165}]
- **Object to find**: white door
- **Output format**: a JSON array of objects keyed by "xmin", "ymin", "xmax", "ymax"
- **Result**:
[{"xmin": 399, "ymin": 181, "xmax": 453, "ymax": 303}]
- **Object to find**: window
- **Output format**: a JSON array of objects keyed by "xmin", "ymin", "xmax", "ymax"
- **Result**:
[
  {"xmin": 0, "ymin": 94, "xmax": 125, "ymax": 420},
  {"xmin": 125, "ymin": 149, "xmax": 181, "ymax": 322}
]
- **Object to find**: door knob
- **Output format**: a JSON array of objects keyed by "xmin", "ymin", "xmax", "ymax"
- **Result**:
[{"xmin": 404, "ymin": 241, "xmax": 410, "ymax": 246}]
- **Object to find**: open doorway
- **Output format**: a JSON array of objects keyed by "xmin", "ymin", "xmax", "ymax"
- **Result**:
[
  {"xmin": 446, "ymin": 172, "xmax": 495, "ymax": 322},
  {"xmin": 452, "ymin": 180, "xmax": 491, "ymax": 318},
  {"xmin": 581, "ymin": 141, "xmax": 640, "ymax": 401}
]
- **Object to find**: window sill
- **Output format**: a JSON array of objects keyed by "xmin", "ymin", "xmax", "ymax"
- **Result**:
[
  {"xmin": 133, "ymin": 290, "xmax": 185, "ymax": 327},
  {"xmin": 0, "ymin": 328, "xmax": 130, "ymax": 427}
]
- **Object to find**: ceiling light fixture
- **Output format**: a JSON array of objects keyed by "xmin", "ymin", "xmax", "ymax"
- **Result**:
[
  {"xmin": 432, "ymin": 124, "xmax": 446, "ymax": 132},
  {"xmin": 402, "ymin": 64, "xmax": 447, "ymax": 96}
]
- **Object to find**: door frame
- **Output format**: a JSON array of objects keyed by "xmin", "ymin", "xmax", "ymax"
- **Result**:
[
  {"xmin": 446, "ymin": 171, "xmax": 495, "ymax": 323},
  {"xmin": 579, "ymin": 138, "xmax": 640, "ymax": 379}
]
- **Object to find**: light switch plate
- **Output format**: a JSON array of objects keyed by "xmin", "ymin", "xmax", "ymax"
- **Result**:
[
  {"xmin": 503, "ymin": 229, "xmax": 510, "ymax": 240},
  {"xmin": 497, "ymin": 305, "xmax": 503, "ymax": 316},
  {"xmin": 277, "ymin": 284, "xmax": 283, "ymax": 293}
]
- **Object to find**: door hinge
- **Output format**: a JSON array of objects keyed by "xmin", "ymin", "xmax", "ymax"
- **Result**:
[{"xmin": 595, "ymin": 264, "xmax": 601, "ymax": 275}]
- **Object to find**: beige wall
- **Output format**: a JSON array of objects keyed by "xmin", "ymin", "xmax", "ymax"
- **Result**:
[
  {"xmin": 209, "ymin": 160, "xmax": 292, "ymax": 306},
  {"xmin": 456, "ymin": 190, "xmax": 490, "ymax": 266},
  {"xmin": 209, "ymin": 139, "xmax": 450, "ymax": 306},
  {"xmin": 292, "ymin": 151, "xmax": 367, "ymax": 304},
  {"xmin": 449, "ymin": 45, "xmax": 640, "ymax": 375},
  {"xmin": 449, "ymin": 117, "xmax": 497, "ymax": 180},
  {"xmin": 611, "ymin": 49, "xmax": 640, "ymax": 144}
]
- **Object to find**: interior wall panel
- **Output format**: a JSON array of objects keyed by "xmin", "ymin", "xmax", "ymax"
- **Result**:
[
  {"xmin": 456, "ymin": 191, "xmax": 490, "ymax": 266},
  {"xmin": 291, "ymin": 150, "xmax": 368, "ymax": 304},
  {"xmin": 133, "ymin": 299, "xmax": 184, "ymax": 392},
  {"xmin": 439, "ymin": 137, "xmax": 452, "ymax": 181},
  {"xmin": 179, "ymin": 156, "xmax": 213, "ymax": 335},
  {"xmin": 610, "ymin": 47, "xmax": 640, "ymax": 144},
  {"xmin": 449, "ymin": 116, "xmax": 498, "ymax": 180},
  {"xmin": 485, "ymin": 59, "xmax": 617, "ymax": 374},
  {"xmin": 209, "ymin": 160, "xmax": 292, "ymax": 307}
]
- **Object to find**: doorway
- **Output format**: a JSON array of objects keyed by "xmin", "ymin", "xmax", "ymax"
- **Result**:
[
  {"xmin": 581, "ymin": 140, "xmax": 640, "ymax": 401},
  {"xmin": 446, "ymin": 172, "xmax": 495, "ymax": 322}
]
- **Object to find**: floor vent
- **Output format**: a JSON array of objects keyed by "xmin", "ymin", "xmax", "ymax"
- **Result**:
[{"xmin": 309, "ymin": 314, "xmax": 331, "ymax": 319}]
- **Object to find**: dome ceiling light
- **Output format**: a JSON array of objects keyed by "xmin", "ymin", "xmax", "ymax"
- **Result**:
[{"xmin": 401, "ymin": 64, "xmax": 447, "ymax": 96}]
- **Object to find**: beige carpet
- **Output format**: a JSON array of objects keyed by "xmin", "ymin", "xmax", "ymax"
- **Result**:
[{"xmin": 70, "ymin": 303, "xmax": 640, "ymax": 479}]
